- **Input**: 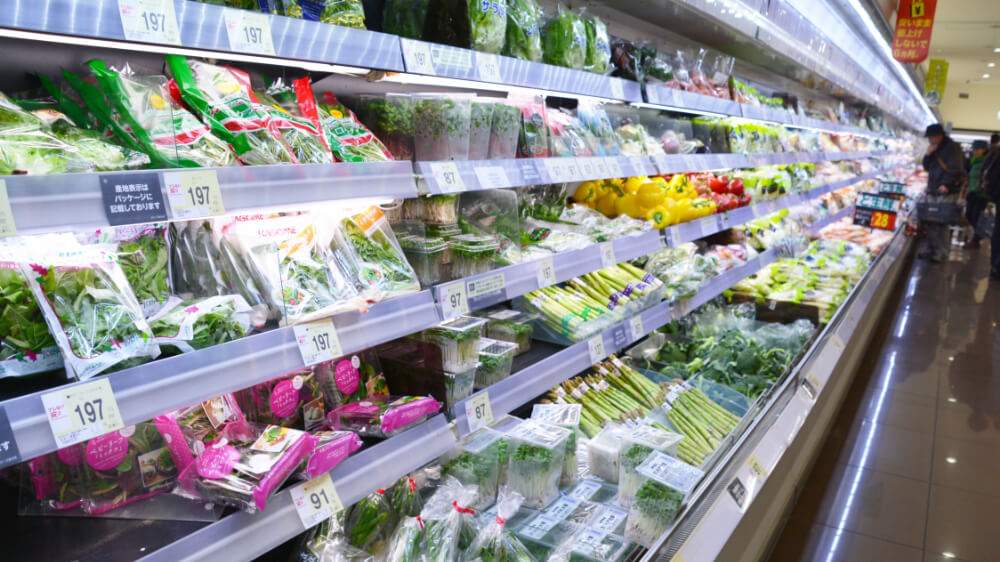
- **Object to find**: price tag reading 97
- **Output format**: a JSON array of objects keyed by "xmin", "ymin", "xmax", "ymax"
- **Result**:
[
  {"xmin": 438, "ymin": 282, "xmax": 469, "ymax": 320},
  {"xmin": 293, "ymin": 319, "xmax": 343, "ymax": 366},
  {"xmin": 291, "ymin": 473, "xmax": 344, "ymax": 529},
  {"xmin": 164, "ymin": 170, "xmax": 225, "ymax": 219}
]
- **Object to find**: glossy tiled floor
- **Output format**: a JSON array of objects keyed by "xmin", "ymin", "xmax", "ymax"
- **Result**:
[{"xmin": 770, "ymin": 241, "xmax": 1000, "ymax": 562}]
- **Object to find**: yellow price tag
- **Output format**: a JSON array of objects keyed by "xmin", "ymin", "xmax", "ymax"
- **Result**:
[
  {"xmin": 747, "ymin": 454, "xmax": 768, "ymax": 478},
  {"xmin": 293, "ymin": 319, "xmax": 343, "ymax": 366},
  {"xmin": 587, "ymin": 335, "xmax": 606, "ymax": 364},
  {"xmin": 164, "ymin": 170, "xmax": 225, "ymax": 219},
  {"xmin": 438, "ymin": 282, "xmax": 469, "ymax": 320},
  {"xmin": 40, "ymin": 379, "xmax": 124, "ymax": 448},
  {"xmin": 465, "ymin": 392, "xmax": 494, "ymax": 431},
  {"xmin": 290, "ymin": 473, "xmax": 344, "ymax": 529},
  {"xmin": 0, "ymin": 180, "xmax": 17, "ymax": 237}
]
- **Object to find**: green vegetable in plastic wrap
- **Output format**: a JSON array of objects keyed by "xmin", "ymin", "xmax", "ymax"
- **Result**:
[
  {"xmin": 281, "ymin": 0, "xmax": 366, "ymax": 27},
  {"xmin": 0, "ymin": 263, "xmax": 57, "ymax": 371},
  {"xmin": 383, "ymin": 0, "xmax": 430, "ymax": 39},
  {"xmin": 582, "ymin": 13, "xmax": 610, "ymax": 74},
  {"xmin": 504, "ymin": 0, "xmax": 542, "ymax": 61},
  {"xmin": 543, "ymin": 5, "xmax": 586, "ymax": 70},
  {"xmin": 425, "ymin": 0, "xmax": 508, "ymax": 54}
]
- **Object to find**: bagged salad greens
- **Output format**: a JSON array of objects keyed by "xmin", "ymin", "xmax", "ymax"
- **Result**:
[
  {"xmin": 0, "ymin": 244, "xmax": 62, "ymax": 378},
  {"xmin": 581, "ymin": 10, "xmax": 611, "ymax": 74},
  {"xmin": 166, "ymin": 55, "xmax": 297, "ymax": 165},
  {"xmin": 313, "ymin": 349, "xmax": 390, "ymax": 408},
  {"xmin": 280, "ymin": 0, "xmax": 366, "ymax": 27},
  {"xmin": 301, "ymin": 430, "xmax": 362, "ymax": 479},
  {"xmin": 223, "ymin": 214, "xmax": 363, "ymax": 326},
  {"xmin": 176, "ymin": 422, "xmax": 318, "ymax": 513},
  {"xmin": 327, "ymin": 395, "xmax": 441, "ymax": 438},
  {"xmin": 155, "ymin": 393, "xmax": 245, "ymax": 454},
  {"xmin": 148, "ymin": 294, "xmax": 259, "ymax": 355},
  {"xmin": 345, "ymin": 487, "xmax": 395, "ymax": 551},
  {"xmin": 36, "ymin": 73, "xmax": 96, "ymax": 130},
  {"xmin": 77, "ymin": 224, "xmax": 172, "ymax": 317},
  {"xmin": 505, "ymin": 419, "xmax": 570, "ymax": 508},
  {"xmin": 543, "ymin": 5, "xmax": 586, "ymax": 70},
  {"xmin": 0, "ymin": 93, "xmax": 105, "ymax": 175},
  {"xmin": 461, "ymin": 486, "xmax": 534, "ymax": 562},
  {"xmin": 87, "ymin": 60, "xmax": 236, "ymax": 168},
  {"xmin": 330, "ymin": 205, "xmax": 421, "ymax": 301},
  {"xmin": 237, "ymin": 367, "xmax": 327, "ymax": 429},
  {"xmin": 382, "ymin": 0, "xmax": 430, "ymax": 39},
  {"xmin": 421, "ymin": 476, "xmax": 480, "ymax": 562},
  {"xmin": 388, "ymin": 473, "xmax": 426, "ymax": 521},
  {"xmin": 171, "ymin": 220, "xmax": 227, "ymax": 298},
  {"xmin": 209, "ymin": 217, "xmax": 273, "ymax": 320},
  {"xmin": 301, "ymin": 86, "xmax": 393, "ymax": 163},
  {"xmin": 60, "ymin": 70, "xmax": 148, "ymax": 156},
  {"xmin": 25, "ymin": 239, "xmax": 159, "ymax": 379},
  {"xmin": 504, "ymin": 0, "xmax": 542, "ymax": 61},
  {"xmin": 442, "ymin": 427, "xmax": 506, "ymax": 510},
  {"xmin": 254, "ymin": 84, "xmax": 334, "ymax": 164},
  {"xmin": 424, "ymin": 0, "xmax": 508, "ymax": 54},
  {"xmin": 27, "ymin": 447, "xmax": 87, "ymax": 511}
]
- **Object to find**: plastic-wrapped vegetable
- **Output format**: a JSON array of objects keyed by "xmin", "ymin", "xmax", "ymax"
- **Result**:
[
  {"xmin": 327, "ymin": 395, "xmax": 441, "ymax": 438},
  {"xmin": 345, "ymin": 487, "xmax": 395, "ymax": 551},
  {"xmin": 311, "ymin": 90, "xmax": 394, "ymax": 162},
  {"xmin": 468, "ymin": 101, "xmax": 494, "ymax": 160},
  {"xmin": 383, "ymin": 0, "xmax": 430, "ymax": 39},
  {"xmin": 488, "ymin": 101, "xmax": 521, "ymax": 159},
  {"xmin": 576, "ymin": 101, "xmax": 619, "ymax": 156},
  {"xmin": 529, "ymin": 403, "xmax": 582, "ymax": 485},
  {"xmin": 425, "ymin": 0, "xmax": 508, "ymax": 54},
  {"xmin": 26, "ymin": 241, "xmax": 159, "ymax": 379},
  {"xmin": 515, "ymin": 95, "xmax": 548, "ymax": 158},
  {"xmin": 331, "ymin": 206, "xmax": 421, "ymax": 301},
  {"xmin": 61, "ymin": 69, "xmax": 147, "ymax": 156},
  {"xmin": 27, "ymin": 447, "xmax": 87, "ymax": 511},
  {"xmin": 301, "ymin": 430, "xmax": 363, "ymax": 479},
  {"xmin": 625, "ymin": 450, "xmax": 703, "ymax": 547},
  {"xmin": 461, "ymin": 486, "xmax": 534, "ymax": 562},
  {"xmin": 237, "ymin": 368, "xmax": 325, "ymax": 429},
  {"xmin": 617, "ymin": 425, "xmax": 683, "ymax": 508},
  {"xmin": 255, "ymin": 85, "xmax": 333, "ymax": 164},
  {"xmin": 359, "ymin": 94, "xmax": 415, "ymax": 161},
  {"xmin": 412, "ymin": 93, "xmax": 473, "ymax": 161},
  {"xmin": 298, "ymin": 510, "xmax": 376, "ymax": 562},
  {"xmin": 388, "ymin": 474, "xmax": 426, "ymax": 520},
  {"xmin": 505, "ymin": 419, "xmax": 570, "ymax": 508},
  {"xmin": 313, "ymin": 350, "xmax": 390, "ymax": 408},
  {"xmin": 0, "ymin": 246, "xmax": 62, "ymax": 378},
  {"xmin": 543, "ymin": 5, "xmax": 586, "ymax": 70},
  {"xmin": 385, "ymin": 515, "xmax": 426, "ymax": 562},
  {"xmin": 504, "ymin": 0, "xmax": 542, "ymax": 61},
  {"xmin": 148, "ymin": 294, "xmax": 259, "ymax": 355},
  {"xmin": 0, "ymin": 93, "xmax": 97, "ymax": 175},
  {"xmin": 581, "ymin": 11, "xmax": 610, "ymax": 74},
  {"xmin": 421, "ymin": 476, "xmax": 480, "ymax": 562},
  {"xmin": 77, "ymin": 224, "xmax": 171, "ymax": 318},
  {"xmin": 585, "ymin": 422, "xmax": 627, "ymax": 482},
  {"xmin": 158, "ymin": 393, "xmax": 245, "ymax": 447},
  {"xmin": 166, "ymin": 55, "xmax": 297, "ymax": 165},
  {"xmin": 280, "ymin": 0, "xmax": 365, "ymax": 27},
  {"xmin": 442, "ymin": 427, "xmax": 505, "ymax": 510}
]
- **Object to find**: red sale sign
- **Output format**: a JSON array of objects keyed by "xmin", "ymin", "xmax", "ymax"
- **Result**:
[{"xmin": 892, "ymin": 0, "xmax": 937, "ymax": 63}]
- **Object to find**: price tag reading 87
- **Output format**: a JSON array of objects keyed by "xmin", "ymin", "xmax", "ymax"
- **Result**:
[
  {"xmin": 291, "ymin": 473, "xmax": 344, "ymax": 529},
  {"xmin": 164, "ymin": 170, "xmax": 225, "ymax": 219},
  {"xmin": 293, "ymin": 319, "xmax": 343, "ymax": 367},
  {"xmin": 428, "ymin": 162, "xmax": 467, "ymax": 194},
  {"xmin": 438, "ymin": 282, "xmax": 469, "ymax": 320},
  {"xmin": 465, "ymin": 391, "xmax": 494, "ymax": 432},
  {"xmin": 40, "ymin": 379, "xmax": 124, "ymax": 449}
]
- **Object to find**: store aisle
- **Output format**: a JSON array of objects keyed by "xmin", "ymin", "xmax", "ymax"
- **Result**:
[{"xmin": 769, "ymin": 245, "xmax": 1000, "ymax": 562}]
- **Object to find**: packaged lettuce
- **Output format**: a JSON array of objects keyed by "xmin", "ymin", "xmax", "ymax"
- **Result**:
[
  {"xmin": 330, "ymin": 206, "xmax": 420, "ymax": 301},
  {"xmin": 223, "ymin": 214, "xmax": 363, "ymax": 325},
  {"xmin": 166, "ymin": 55, "xmax": 297, "ymax": 165},
  {"xmin": 300, "ymin": 430, "xmax": 362, "ymax": 479},
  {"xmin": 0, "ymin": 245, "xmax": 62, "ymax": 378},
  {"xmin": 37, "ymin": 73, "xmax": 96, "ymax": 130},
  {"xmin": 78, "ymin": 224, "xmax": 171, "ymax": 317},
  {"xmin": 255, "ymin": 83, "xmax": 333, "ymax": 164},
  {"xmin": 27, "ymin": 447, "xmax": 87, "ymax": 511},
  {"xmin": 176, "ymin": 422, "xmax": 318, "ymax": 513},
  {"xmin": 280, "ymin": 0, "xmax": 365, "ymax": 27},
  {"xmin": 504, "ymin": 0, "xmax": 542, "ymax": 61},
  {"xmin": 0, "ymin": 93, "xmax": 94, "ymax": 175},
  {"xmin": 25, "ymin": 241, "xmax": 159, "ymax": 379},
  {"xmin": 425, "ymin": 0, "xmax": 508, "ymax": 54},
  {"xmin": 382, "ymin": 0, "xmax": 430, "ymax": 39},
  {"xmin": 543, "ymin": 4, "xmax": 586, "ymax": 70},
  {"xmin": 327, "ymin": 395, "xmax": 441, "ymax": 438},
  {"xmin": 87, "ymin": 60, "xmax": 236, "ymax": 168},
  {"xmin": 581, "ymin": 11, "xmax": 610, "ymax": 74},
  {"xmin": 148, "ymin": 294, "xmax": 259, "ymax": 355},
  {"xmin": 420, "ymin": 476, "xmax": 480, "ymax": 562},
  {"xmin": 461, "ymin": 486, "xmax": 534, "ymax": 562}
]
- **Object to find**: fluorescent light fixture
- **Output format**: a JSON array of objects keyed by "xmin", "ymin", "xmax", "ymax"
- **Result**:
[
  {"xmin": 989, "ymin": 63, "xmax": 996, "ymax": 68},
  {"xmin": 942, "ymin": 553, "xmax": 956, "ymax": 559},
  {"xmin": 984, "ymin": 74, "xmax": 992, "ymax": 79},
  {"xmin": 995, "ymin": 48, "xmax": 1000, "ymax": 53},
  {"xmin": 381, "ymin": 71, "xmax": 626, "ymax": 105},
  {"xmin": 945, "ymin": 457, "xmax": 957, "ymax": 464}
]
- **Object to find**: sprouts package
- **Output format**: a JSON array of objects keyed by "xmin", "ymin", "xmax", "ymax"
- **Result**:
[
  {"xmin": 424, "ymin": 0, "xmax": 508, "ymax": 54},
  {"xmin": 358, "ymin": 94, "xmax": 415, "ymax": 161},
  {"xmin": 25, "ymin": 241, "xmax": 159, "ymax": 379},
  {"xmin": 327, "ymin": 395, "xmax": 441, "ymax": 438},
  {"xmin": 421, "ymin": 476, "xmax": 480, "ymax": 562},
  {"xmin": 586, "ymin": 422, "xmax": 628, "ymax": 482},
  {"xmin": 504, "ymin": 0, "xmax": 542, "ymax": 62},
  {"xmin": 331, "ymin": 206, "xmax": 421, "ymax": 301},
  {"xmin": 488, "ymin": 100, "xmax": 521, "ymax": 159},
  {"xmin": 148, "ymin": 294, "xmax": 259, "ymax": 355},
  {"xmin": 513, "ymin": 511, "xmax": 578, "ymax": 560},
  {"xmin": 462, "ymin": 486, "xmax": 535, "ymax": 562},
  {"xmin": 617, "ymin": 425, "xmax": 683, "ymax": 508},
  {"xmin": 530, "ymin": 403, "xmax": 582, "ymax": 485},
  {"xmin": 541, "ymin": 492, "xmax": 601, "ymax": 526},
  {"xmin": 543, "ymin": 4, "xmax": 586, "ymax": 70},
  {"xmin": 223, "ymin": 214, "xmax": 363, "ymax": 326},
  {"xmin": 625, "ymin": 450, "xmax": 703, "ymax": 547},
  {"xmin": 176, "ymin": 422, "xmax": 318, "ymax": 513},
  {"xmin": 469, "ymin": 100, "xmax": 494, "ymax": 160},
  {"xmin": 412, "ymin": 93, "xmax": 473, "ymax": 161},
  {"xmin": 0, "ymin": 246, "xmax": 62, "ymax": 378},
  {"xmin": 504, "ymin": 419, "xmax": 570, "ymax": 508},
  {"xmin": 482, "ymin": 309, "xmax": 536, "ymax": 356},
  {"xmin": 237, "ymin": 368, "xmax": 326, "ymax": 430},
  {"xmin": 441, "ymin": 427, "xmax": 506, "ymax": 510},
  {"xmin": 552, "ymin": 527, "xmax": 633, "ymax": 562},
  {"xmin": 300, "ymin": 430, "xmax": 363, "ymax": 479},
  {"xmin": 345, "ymin": 487, "xmax": 396, "ymax": 551},
  {"xmin": 418, "ymin": 315, "xmax": 487, "ymax": 372},
  {"xmin": 457, "ymin": 189, "xmax": 522, "ymax": 266},
  {"xmin": 77, "ymin": 224, "xmax": 171, "ymax": 318}
]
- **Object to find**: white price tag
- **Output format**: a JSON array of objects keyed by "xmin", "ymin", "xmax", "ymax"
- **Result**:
[
  {"xmin": 609, "ymin": 79, "xmax": 625, "ymax": 100},
  {"xmin": 223, "ymin": 9, "xmax": 275, "ymax": 56},
  {"xmin": 293, "ymin": 319, "xmax": 343, "ymax": 367},
  {"xmin": 564, "ymin": 159, "xmax": 582, "ymax": 181},
  {"xmin": 164, "ymin": 170, "xmax": 225, "ymax": 219},
  {"xmin": 700, "ymin": 218, "xmax": 717, "ymax": 238},
  {"xmin": 629, "ymin": 315, "xmax": 644, "ymax": 342},
  {"xmin": 476, "ymin": 53, "xmax": 503, "ymax": 83},
  {"xmin": 630, "ymin": 156, "xmax": 648, "ymax": 176},
  {"xmin": 587, "ymin": 335, "xmax": 606, "ymax": 364},
  {"xmin": 401, "ymin": 39, "xmax": 436, "ymax": 75},
  {"xmin": 465, "ymin": 392, "xmax": 494, "ymax": 431},
  {"xmin": 117, "ymin": 0, "xmax": 181, "ymax": 45},
  {"xmin": 605, "ymin": 157, "xmax": 624, "ymax": 178},
  {"xmin": 290, "ymin": 473, "xmax": 343, "ymax": 529},
  {"xmin": 747, "ymin": 454, "xmax": 768, "ymax": 478},
  {"xmin": 0, "ymin": 180, "xmax": 16, "ymax": 237},
  {"xmin": 578, "ymin": 158, "xmax": 596, "ymax": 178},
  {"xmin": 438, "ymin": 282, "xmax": 469, "ymax": 320},
  {"xmin": 599, "ymin": 242, "xmax": 616, "ymax": 268},
  {"xmin": 806, "ymin": 371, "xmax": 822, "ymax": 394},
  {"xmin": 664, "ymin": 227, "xmax": 679, "ymax": 247},
  {"xmin": 536, "ymin": 257, "xmax": 556, "ymax": 288},
  {"xmin": 473, "ymin": 166, "xmax": 510, "ymax": 189},
  {"xmin": 593, "ymin": 158, "xmax": 609, "ymax": 178},
  {"xmin": 429, "ymin": 162, "xmax": 467, "ymax": 193},
  {"xmin": 41, "ymin": 379, "xmax": 124, "ymax": 449},
  {"xmin": 545, "ymin": 159, "xmax": 569, "ymax": 182}
]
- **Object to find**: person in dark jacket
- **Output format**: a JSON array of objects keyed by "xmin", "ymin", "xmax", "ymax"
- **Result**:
[
  {"xmin": 920, "ymin": 124, "xmax": 965, "ymax": 263},
  {"xmin": 964, "ymin": 140, "xmax": 990, "ymax": 249},
  {"xmin": 981, "ymin": 143, "xmax": 1000, "ymax": 279},
  {"xmin": 991, "ymin": 133, "xmax": 1000, "ymax": 148}
]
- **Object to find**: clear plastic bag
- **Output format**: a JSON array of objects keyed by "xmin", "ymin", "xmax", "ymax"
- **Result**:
[
  {"xmin": 300, "ymin": 511, "xmax": 376, "ymax": 562},
  {"xmin": 514, "ymin": 94, "xmax": 548, "ymax": 158},
  {"xmin": 385, "ymin": 515, "xmax": 426, "ymax": 562},
  {"xmin": 77, "ymin": 224, "xmax": 172, "ymax": 318},
  {"xmin": 345, "ymin": 487, "xmax": 396, "ymax": 551},
  {"xmin": 420, "ymin": 476, "xmax": 480, "ymax": 562},
  {"xmin": 255, "ymin": 83, "xmax": 334, "ymax": 165},
  {"xmin": 424, "ymin": 0, "xmax": 508, "ymax": 54},
  {"xmin": 504, "ymin": 0, "xmax": 542, "ymax": 62},
  {"xmin": 26, "ymin": 447, "xmax": 87, "ymax": 511},
  {"xmin": 580, "ymin": 10, "xmax": 610, "ymax": 75},
  {"xmin": 0, "ymin": 243, "xmax": 62, "ymax": 378},
  {"xmin": 543, "ymin": 4, "xmax": 586, "ymax": 70},
  {"xmin": 330, "ymin": 205, "xmax": 421, "ymax": 301},
  {"xmin": 461, "ymin": 486, "xmax": 534, "ymax": 561},
  {"xmin": 281, "ymin": 0, "xmax": 366, "ymax": 27},
  {"xmin": 148, "ymin": 294, "xmax": 259, "ymax": 355}
]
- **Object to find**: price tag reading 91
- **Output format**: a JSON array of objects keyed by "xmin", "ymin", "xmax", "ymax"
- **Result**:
[
  {"xmin": 117, "ymin": 0, "xmax": 181, "ymax": 45},
  {"xmin": 293, "ymin": 319, "xmax": 343, "ymax": 367},
  {"xmin": 164, "ymin": 170, "xmax": 225, "ymax": 219},
  {"xmin": 464, "ymin": 391, "xmax": 494, "ymax": 432},
  {"xmin": 291, "ymin": 473, "xmax": 344, "ymax": 529},
  {"xmin": 223, "ymin": 9, "xmax": 276, "ymax": 56},
  {"xmin": 438, "ymin": 282, "xmax": 469, "ymax": 320},
  {"xmin": 41, "ymin": 379, "xmax": 124, "ymax": 449}
]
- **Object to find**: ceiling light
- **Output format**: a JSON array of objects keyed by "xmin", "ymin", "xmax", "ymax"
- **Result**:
[
  {"xmin": 948, "ymin": 397, "xmax": 957, "ymax": 403},
  {"xmin": 946, "ymin": 457, "xmax": 957, "ymax": 464},
  {"xmin": 942, "ymin": 553, "xmax": 956, "ymax": 559},
  {"xmin": 984, "ymin": 74, "xmax": 992, "ymax": 79},
  {"xmin": 995, "ymin": 48, "xmax": 1000, "ymax": 53},
  {"xmin": 990, "ymin": 63, "xmax": 997, "ymax": 68}
]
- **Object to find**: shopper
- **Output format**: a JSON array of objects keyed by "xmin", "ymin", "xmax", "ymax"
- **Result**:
[
  {"xmin": 981, "ymin": 142, "xmax": 1000, "ymax": 279},
  {"xmin": 991, "ymin": 133, "xmax": 1000, "ymax": 147},
  {"xmin": 920, "ymin": 123, "xmax": 965, "ymax": 263},
  {"xmin": 963, "ymin": 140, "xmax": 990, "ymax": 249}
]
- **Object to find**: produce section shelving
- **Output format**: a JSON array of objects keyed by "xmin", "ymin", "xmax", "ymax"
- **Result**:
[{"xmin": 806, "ymin": 204, "xmax": 856, "ymax": 235}]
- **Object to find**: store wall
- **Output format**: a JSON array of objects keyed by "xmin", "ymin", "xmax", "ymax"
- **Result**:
[{"xmin": 938, "ymin": 82, "xmax": 1000, "ymax": 132}]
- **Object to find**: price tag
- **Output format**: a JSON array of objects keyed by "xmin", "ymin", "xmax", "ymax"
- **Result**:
[
  {"xmin": 587, "ymin": 335, "xmax": 606, "ymax": 364},
  {"xmin": 290, "ymin": 473, "xmax": 344, "ymax": 529},
  {"xmin": 545, "ymin": 159, "xmax": 568, "ymax": 182},
  {"xmin": 630, "ymin": 156, "xmax": 648, "ymax": 176},
  {"xmin": 593, "ymin": 158, "xmax": 609, "ymax": 178},
  {"xmin": 629, "ymin": 315, "xmax": 644, "ymax": 342},
  {"xmin": 465, "ymin": 392, "xmax": 494, "ymax": 431},
  {"xmin": 473, "ymin": 166, "xmax": 510, "ymax": 189},
  {"xmin": 223, "ymin": 9, "xmax": 275, "ymax": 56},
  {"xmin": 605, "ymin": 157, "xmax": 624, "ymax": 178},
  {"xmin": 476, "ymin": 53, "xmax": 503, "ymax": 83},
  {"xmin": 716, "ymin": 214, "xmax": 729, "ymax": 231},
  {"xmin": 578, "ymin": 158, "xmax": 596, "ymax": 178},
  {"xmin": 117, "ymin": 0, "xmax": 181, "ymax": 45},
  {"xmin": 164, "ymin": 170, "xmax": 225, "ymax": 219},
  {"xmin": 40, "ymin": 379, "xmax": 124, "ymax": 449},
  {"xmin": 438, "ymin": 282, "xmax": 469, "ymax": 320},
  {"xmin": 0, "ymin": 180, "xmax": 17, "ymax": 237},
  {"xmin": 599, "ymin": 242, "xmax": 616, "ymax": 268},
  {"xmin": 564, "ymin": 159, "xmax": 581, "ymax": 181},
  {"xmin": 401, "ymin": 39, "xmax": 436, "ymax": 75},
  {"xmin": 609, "ymin": 78, "xmax": 625, "ymax": 100},
  {"xmin": 293, "ymin": 319, "xmax": 343, "ymax": 367},
  {"xmin": 536, "ymin": 257, "xmax": 557, "ymax": 288},
  {"xmin": 700, "ymin": 218, "xmax": 717, "ymax": 238},
  {"xmin": 428, "ymin": 162, "xmax": 466, "ymax": 193},
  {"xmin": 806, "ymin": 371, "xmax": 822, "ymax": 393},
  {"xmin": 747, "ymin": 454, "xmax": 768, "ymax": 478}
]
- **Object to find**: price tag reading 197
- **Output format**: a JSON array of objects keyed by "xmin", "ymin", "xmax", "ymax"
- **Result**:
[
  {"xmin": 164, "ymin": 170, "xmax": 225, "ymax": 219},
  {"xmin": 40, "ymin": 379, "xmax": 124, "ymax": 449},
  {"xmin": 465, "ymin": 391, "xmax": 494, "ymax": 432},
  {"xmin": 476, "ymin": 53, "xmax": 503, "ymax": 83},
  {"xmin": 291, "ymin": 473, "xmax": 344, "ymax": 529},
  {"xmin": 401, "ymin": 39, "xmax": 436, "ymax": 75},
  {"xmin": 438, "ymin": 282, "xmax": 469, "ymax": 320},
  {"xmin": 117, "ymin": 0, "xmax": 181, "ymax": 45},
  {"xmin": 223, "ymin": 9, "xmax": 275, "ymax": 55},
  {"xmin": 293, "ymin": 319, "xmax": 343, "ymax": 367}
]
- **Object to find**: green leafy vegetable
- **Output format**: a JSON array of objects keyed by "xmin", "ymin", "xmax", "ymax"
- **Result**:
[
  {"xmin": 543, "ymin": 6, "xmax": 586, "ymax": 70},
  {"xmin": 383, "ymin": 0, "xmax": 430, "ymax": 39},
  {"xmin": 504, "ymin": 0, "xmax": 542, "ymax": 61},
  {"xmin": 0, "ymin": 264, "xmax": 57, "ymax": 367}
]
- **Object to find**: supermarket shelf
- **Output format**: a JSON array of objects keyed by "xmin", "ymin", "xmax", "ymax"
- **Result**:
[
  {"xmin": 806, "ymin": 204, "xmax": 855, "ymax": 234},
  {"xmin": 398, "ymin": 38, "xmax": 642, "ymax": 102},
  {"xmin": 650, "ymin": 230, "xmax": 912, "ymax": 562},
  {"xmin": 0, "ymin": 0, "xmax": 405, "ymax": 71},
  {"xmin": 138, "ymin": 413, "xmax": 457, "ymax": 562},
  {"xmin": 670, "ymin": 248, "xmax": 781, "ymax": 318},
  {"xmin": 644, "ymin": 83, "xmax": 742, "ymax": 116},
  {"xmin": 4, "ymin": 161, "xmax": 418, "ymax": 234}
]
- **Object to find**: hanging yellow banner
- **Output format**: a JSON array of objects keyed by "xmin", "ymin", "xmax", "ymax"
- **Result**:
[{"xmin": 924, "ymin": 59, "xmax": 948, "ymax": 105}]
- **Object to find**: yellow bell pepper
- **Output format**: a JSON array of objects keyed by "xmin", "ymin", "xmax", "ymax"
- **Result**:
[
  {"xmin": 624, "ymin": 176, "xmax": 647, "ymax": 195},
  {"xmin": 646, "ymin": 206, "xmax": 672, "ymax": 229},
  {"xmin": 615, "ymin": 193, "xmax": 643, "ymax": 219},
  {"xmin": 573, "ymin": 181, "xmax": 599, "ymax": 204},
  {"xmin": 596, "ymin": 193, "xmax": 618, "ymax": 217},
  {"xmin": 637, "ymin": 182, "xmax": 665, "ymax": 209}
]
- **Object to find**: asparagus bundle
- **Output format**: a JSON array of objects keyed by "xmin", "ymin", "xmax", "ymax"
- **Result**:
[{"xmin": 661, "ymin": 382, "xmax": 741, "ymax": 466}]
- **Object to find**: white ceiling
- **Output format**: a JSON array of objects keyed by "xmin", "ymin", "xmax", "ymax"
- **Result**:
[{"xmin": 922, "ymin": 0, "xmax": 1000, "ymax": 84}]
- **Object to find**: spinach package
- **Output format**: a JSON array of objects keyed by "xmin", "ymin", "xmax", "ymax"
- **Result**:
[
  {"xmin": 210, "ymin": 216, "xmax": 274, "ymax": 320},
  {"xmin": 87, "ymin": 60, "xmax": 236, "ymax": 168},
  {"xmin": 383, "ymin": 0, "xmax": 430, "ymax": 39},
  {"xmin": 581, "ymin": 10, "xmax": 610, "ymax": 74},
  {"xmin": 255, "ymin": 83, "xmax": 334, "ymax": 165},
  {"xmin": 543, "ymin": 5, "xmax": 586, "ymax": 70},
  {"xmin": 420, "ymin": 476, "xmax": 481, "ymax": 562},
  {"xmin": 330, "ymin": 205, "xmax": 421, "ymax": 301},
  {"xmin": 148, "ymin": 294, "xmax": 260, "ymax": 355},
  {"xmin": 504, "ymin": 0, "xmax": 542, "ymax": 61},
  {"xmin": 280, "ymin": 0, "xmax": 366, "ymax": 27},
  {"xmin": 166, "ymin": 55, "xmax": 297, "ymax": 165},
  {"xmin": 0, "ymin": 247, "xmax": 62, "ymax": 378},
  {"xmin": 424, "ymin": 0, "xmax": 508, "ymax": 54},
  {"xmin": 224, "ymin": 214, "xmax": 363, "ymax": 326},
  {"xmin": 78, "ymin": 224, "xmax": 172, "ymax": 318},
  {"xmin": 26, "ymin": 242, "xmax": 159, "ymax": 379}
]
